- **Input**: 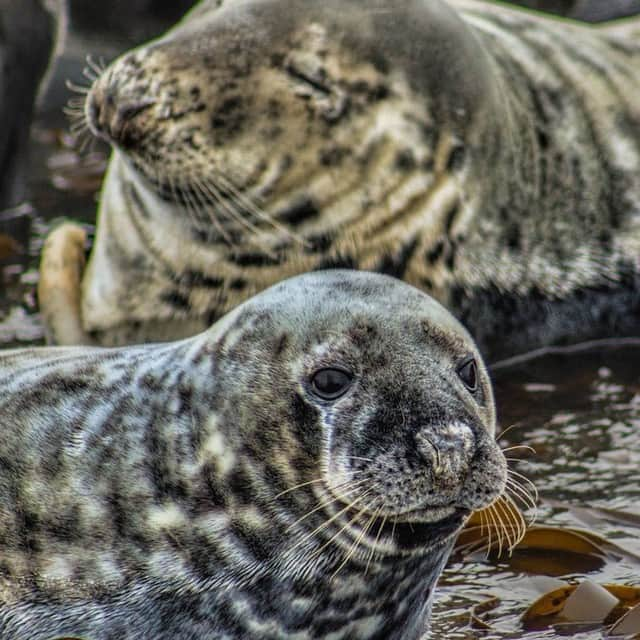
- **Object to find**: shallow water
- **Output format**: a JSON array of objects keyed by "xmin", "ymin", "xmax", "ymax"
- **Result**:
[
  {"xmin": 1, "ymin": 67, "xmax": 639, "ymax": 640},
  {"xmin": 432, "ymin": 346, "xmax": 640, "ymax": 639}
]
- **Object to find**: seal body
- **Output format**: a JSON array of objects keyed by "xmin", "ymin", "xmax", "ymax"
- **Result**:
[
  {"xmin": 39, "ymin": 0, "xmax": 640, "ymax": 358},
  {"xmin": 0, "ymin": 270, "xmax": 506, "ymax": 639}
]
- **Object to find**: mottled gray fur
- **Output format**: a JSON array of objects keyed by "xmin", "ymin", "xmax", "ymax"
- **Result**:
[{"xmin": 0, "ymin": 271, "xmax": 505, "ymax": 639}]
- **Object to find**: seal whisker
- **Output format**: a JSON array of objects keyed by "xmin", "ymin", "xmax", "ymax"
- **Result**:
[
  {"xmin": 307, "ymin": 491, "xmax": 374, "ymax": 559},
  {"xmin": 286, "ymin": 481, "xmax": 369, "ymax": 539},
  {"xmin": 505, "ymin": 476, "xmax": 537, "ymax": 511},
  {"xmin": 86, "ymin": 54, "xmax": 107, "ymax": 77},
  {"xmin": 480, "ymin": 509, "xmax": 493, "ymax": 556},
  {"xmin": 273, "ymin": 477, "xmax": 326, "ymax": 500},
  {"xmin": 364, "ymin": 509, "xmax": 386, "ymax": 575},
  {"xmin": 213, "ymin": 170, "xmax": 309, "ymax": 247},
  {"xmin": 484, "ymin": 499, "xmax": 504, "ymax": 558},
  {"xmin": 501, "ymin": 445, "xmax": 536, "ymax": 455},
  {"xmin": 65, "ymin": 79, "xmax": 91, "ymax": 95},
  {"xmin": 390, "ymin": 514, "xmax": 399, "ymax": 544},
  {"xmin": 478, "ymin": 507, "xmax": 498, "ymax": 559},
  {"xmin": 506, "ymin": 469, "xmax": 539, "ymax": 504},
  {"xmin": 274, "ymin": 473, "xmax": 363, "ymax": 501},
  {"xmin": 492, "ymin": 501, "xmax": 518, "ymax": 554},
  {"xmin": 190, "ymin": 177, "xmax": 237, "ymax": 246},
  {"xmin": 492, "ymin": 495, "xmax": 524, "ymax": 554},
  {"xmin": 496, "ymin": 423, "xmax": 522, "ymax": 440},
  {"xmin": 502, "ymin": 493, "xmax": 529, "ymax": 548},
  {"xmin": 83, "ymin": 66, "xmax": 99, "ymax": 83},
  {"xmin": 180, "ymin": 181, "xmax": 211, "ymax": 240},
  {"xmin": 330, "ymin": 498, "xmax": 380, "ymax": 580},
  {"xmin": 505, "ymin": 484, "xmax": 538, "ymax": 529},
  {"xmin": 166, "ymin": 169, "xmax": 235, "ymax": 247},
  {"xmin": 199, "ymin": 175, "xmax": 272, "ymax": 246}
]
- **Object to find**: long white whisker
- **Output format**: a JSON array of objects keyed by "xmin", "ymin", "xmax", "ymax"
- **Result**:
[
  {"xmin": 287, "ymin": 482, "xmax": 369, "ymax": 543},
  {"xmin": 331, "ymin": 499, "xmax": 379, "ymax": 580},
  {"xmin": 191, "ymin": 177, "xmax": 235, "ymax": 246},
  {"xmin": 200, "ymin": 176, "xmax": 267, "ymax": 240},
  {"xmin": 501, "ymin": 445, "xmax": 536, "ymax": 455},
  {"xmin": 215, "ymin": 170, "xmax": 308, "ymax": 247},
  {"xmin": 365, "ymin": 509, "xmax": 386, "ymax": 575},
  {"xmin": 307, "ymin": 491, "xmax": 374, "ymax": 559}
]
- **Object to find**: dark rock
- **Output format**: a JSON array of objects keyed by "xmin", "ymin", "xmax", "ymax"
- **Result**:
[{"xmin": 0, "ymin": 0, "xmax": 63, "ymax": 211}]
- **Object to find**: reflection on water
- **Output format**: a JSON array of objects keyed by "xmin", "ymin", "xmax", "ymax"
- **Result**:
[{"xmin": 1, "ymin": 116, "xmax": 638, "ymax": 640}]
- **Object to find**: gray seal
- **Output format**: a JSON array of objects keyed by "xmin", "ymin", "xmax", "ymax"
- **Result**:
[
  {"xmin": 0, "ymin": 270, "xmax": 506, "ymax": 639},
  {"xmin": 39, "ymin": 0, "xmax": 640, "ymax": 358}
]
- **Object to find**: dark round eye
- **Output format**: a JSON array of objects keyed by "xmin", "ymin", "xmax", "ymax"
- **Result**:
[
  {"xmin": 310, "ymin": 368, "xmax": 353, "ymax": 400},
  {"xmin": 457, "ymin": 357, "xmax": 478, "ymax": 393}
]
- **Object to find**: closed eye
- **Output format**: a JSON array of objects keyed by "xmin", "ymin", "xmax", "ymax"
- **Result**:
[{"xmin": 285, "ymin": 62, "xmax": 331, "ymax": 95}]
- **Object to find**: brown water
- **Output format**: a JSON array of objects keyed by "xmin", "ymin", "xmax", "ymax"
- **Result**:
[
  {"xmin": 433, "ymin": 347, "xmax": 640, "ymax": 639},
  {"xmin": 1, "ymin": 94, "xmax": 638, "ymax": 640}
]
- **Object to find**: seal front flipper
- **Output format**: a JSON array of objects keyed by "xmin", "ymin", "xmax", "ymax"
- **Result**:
[{"xmin": 38, "ymin": 221, "xmax": 95, "ymax": 346}]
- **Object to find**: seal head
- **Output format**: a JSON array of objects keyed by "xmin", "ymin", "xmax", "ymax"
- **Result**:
[{"xmin": 75, "ymin": 0, "xmax": 504, "ymax": 344}]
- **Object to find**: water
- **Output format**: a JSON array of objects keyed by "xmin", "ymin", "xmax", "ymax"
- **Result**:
[
  {"xmin": 432, "ymin": 348, "xmax": 640, "ymax": 639},
  {"xmin": 1, "ymin": 58, "xmax": 639, "ymax": 640}
]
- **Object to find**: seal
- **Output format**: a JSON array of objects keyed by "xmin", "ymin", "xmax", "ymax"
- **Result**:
[
  {"xmin": 39, "ymin": 0, "xmax": 640, "ymax": 358},
  {"xmin": 0, "ymin": 270, "xmax": 506, "ymax": 639}
]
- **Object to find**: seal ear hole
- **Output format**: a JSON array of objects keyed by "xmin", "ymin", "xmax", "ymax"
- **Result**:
[
  {"xmin": 457, "ymin": 357, "xmax": 478, "ymax": 393},
  {"xmin": 310, "ymin": 368, "xmax": 353, "ymax": 400}
]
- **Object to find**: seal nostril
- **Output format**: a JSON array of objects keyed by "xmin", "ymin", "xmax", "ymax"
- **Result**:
[
  {"xmin": 87, "ymin": 90, "xmax": 155, "ymax": 147},
  {"xmin": 118, "ymin": 101, "xmax": 155, "ymax": 122},
  {"xmin": 415, "ymin": 432, "xmax": 441, "ymax": 470}
]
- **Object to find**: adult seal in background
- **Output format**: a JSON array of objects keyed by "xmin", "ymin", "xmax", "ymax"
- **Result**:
[
  {"xmin": 39, "ymin": 0, "xmax": 640, "ymax": 359},
  {"xmin": 0, "ymin": 270, "xmax": 506, "ymax": 639}
]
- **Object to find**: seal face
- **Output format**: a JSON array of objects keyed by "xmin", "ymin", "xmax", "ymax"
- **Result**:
[
  {"xmin": 40, "ymin": 0, "xmax": 640, "ymax": 357},
  {"xmin": 0, "ymin": 270, "xmax": 506, "ymax": 640}
]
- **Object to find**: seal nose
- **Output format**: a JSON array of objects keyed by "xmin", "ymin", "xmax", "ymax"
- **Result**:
[
  {"xmin": 86, "ymin": 84, "xmax": 154, "ymax": 148},
  {"xmin": 415, "ymin": 422, "xmax": 475, "ymax": 489}
]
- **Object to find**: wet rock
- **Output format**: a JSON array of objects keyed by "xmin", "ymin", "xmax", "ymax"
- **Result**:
[
  {"xmin": 571, "ymin": 0, "xmax": 640, "ymax": 22},
  {"xmin": 68, "ymin": 0, "xmax": 196, "ymax": 43},
  {"xmin": 0, "ymin": 0, "xmax": 65, "ymax": 211}
]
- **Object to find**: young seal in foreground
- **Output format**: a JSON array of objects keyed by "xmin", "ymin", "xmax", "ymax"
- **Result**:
[
  {"xmin": 1, "ymin": 270, "xmax": 506, "ymax": 639},
  {"xmin": 40, "ymin": 0, "xmax": 640, "ymax": 358}
]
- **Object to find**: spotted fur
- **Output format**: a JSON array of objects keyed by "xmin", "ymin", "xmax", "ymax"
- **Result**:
[
  {"xmin": 1, "ymin": 270, "xmax": 506, "ymax": 639},
  {"xmin": 40, "ymin": 0, "xmax": 640, "ymax": 358}
]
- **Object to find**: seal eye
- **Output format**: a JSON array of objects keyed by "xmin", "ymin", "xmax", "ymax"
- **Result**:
[
  {"xmin": 457, "ymin": 358, "xmax": 478, "ymax": 393},
  {"xmin": 310, "ymin": 368, "xmax": 353, "ymax": 400}
]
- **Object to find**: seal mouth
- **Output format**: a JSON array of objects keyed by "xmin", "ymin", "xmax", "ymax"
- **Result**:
[
  {"xmin": 340, "ymin": 503, "xmax": 470, "ymax": 552},
  {"xmin": 376, "ymin": 509, "xmax": 469, "ymax": 551}
]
